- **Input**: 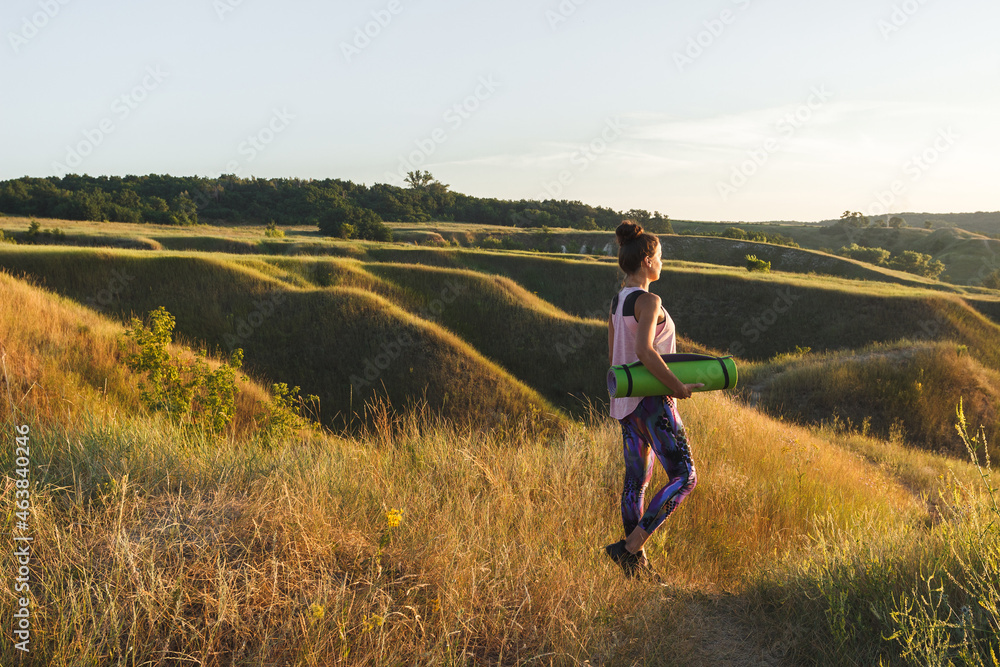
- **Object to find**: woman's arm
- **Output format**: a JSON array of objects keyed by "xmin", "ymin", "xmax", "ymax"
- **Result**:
[
  {"xmin": 608, "ymin": 312, "xmax": 615, "ymax": 367},
  {"xmin": 633, "ymin": 292, "xmax": 702, "ymax": 399}
]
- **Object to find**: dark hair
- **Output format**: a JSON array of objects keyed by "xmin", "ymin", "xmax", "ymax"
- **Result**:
[{"xmin": 615, "ymin": 220, "xmax": 659, "ymax": 274}]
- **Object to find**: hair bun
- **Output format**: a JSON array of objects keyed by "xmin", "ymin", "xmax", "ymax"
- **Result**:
[{"xmin": 615, "ymin": 220, "xmax": 643, "ymax": 245}]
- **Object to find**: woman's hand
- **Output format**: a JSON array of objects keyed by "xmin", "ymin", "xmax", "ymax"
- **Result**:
[{"xmin": 674, "ymin": 383, "xmax": 704, "ymax": 400}]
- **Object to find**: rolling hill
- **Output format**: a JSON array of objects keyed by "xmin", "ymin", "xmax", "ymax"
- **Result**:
[
  {"xmin": 1, "ymin": 224, "xmax": 998, "ymax": 665},
  {"xmin": 3, "ymin": 235, "xmax": 1000, "ymax": 458}
]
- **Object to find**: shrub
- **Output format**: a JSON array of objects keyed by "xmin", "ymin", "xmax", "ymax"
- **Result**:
[
  {"xmin": 123, "ymin": 306, "xmax": 243, "ymax": 433},
  {"xmin": 262, "ymin": 382, "xmax": 319, "ymax": 440},
  {"xmin": 746, "ymin": 254, "xmax": 771, "ymax": 273},
  {"xmin": 479, "ymin": 235, "xmax": 503, "ymax": 250},
  {"xmin": 316, "ymin": 201, "xmax": 392, "ymax": 242},
  {"xmin": 264, "ymin": 221, "xmax": 285, "ymax": 238},
  {"xmin": 981, "ymin": 269, "xmax": 1000, "ymax": 290},
  {"xmin": 766, "ymin": 232, "xmax": 800, "ymax": 248},
  {"xmin": 478, "ymin": 234, "xmax": 523, "ymax": 251},
  {"xmin": 646, "ymin": 217, "xmax": 674, "ymax": 234},
  {"xmin": 888, "ymin": 250, "xmax": 945, "ymax": 279},
  {"xmin": 838, "ymin": 243, "xmax": 890, "ymax": 265},
  {"xmin": 723, "ymin": 227, "xmax": 747, "ymax": 240}
]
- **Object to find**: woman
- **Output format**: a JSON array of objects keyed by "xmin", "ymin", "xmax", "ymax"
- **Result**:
[{"xmin": 605, "ymin": 220, "xmax": 701, "ymax": 578}]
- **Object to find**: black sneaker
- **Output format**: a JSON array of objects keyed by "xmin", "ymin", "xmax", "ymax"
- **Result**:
[{"xmin": 604, "ymin": 540, "xmax": 643, "ymax": 579}]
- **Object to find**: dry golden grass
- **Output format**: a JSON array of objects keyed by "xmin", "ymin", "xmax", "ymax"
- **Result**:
[
  {"xmin": 1, "ymin": 354, "xmax": 941, "ymax": 667},
  {"xmin": 0, "ymin": 269, "xmax": 270, "ymax": 436},
  {"xmin": 6, "ymin": 375, "xmax": 989, "ymax": 665},
  {"xmin": 743, "ymin": 340, "xmax": 1000, "ymax": 461}
]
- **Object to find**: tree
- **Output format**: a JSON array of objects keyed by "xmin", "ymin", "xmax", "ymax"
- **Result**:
[
  {"xmin": 888, "ymin": 216, "xmax": 907, "ymax": 229},
  {"xmin": 512, "ymin": 208, "xmax": 561, "ymax": 228},
  {"xmin": 170, "ymin": 191, "xmax": 198, "ymax": 225},
  {"xmin": 838, "ymin": 210, "xmax": 869, "ymax": 229},
  {"xmin": 924, "ymin": 220, "xmax": 934, "ymax": 229},
  {"xmin": 647, "ymin": 212, "xmax": 673, "ymax": 234},
  {"xmin": 404, "ymin": 170, "xmax": 435, "ymax": 189},
  {"xmin": 723, "ymin": 227, "xmax": 747, "ymax": 240},
  {"xmin": 625, "ymin": 209, "xmax": 651, "ymax": 226},
  {"xmin": 316, "ymin": 200, "xmax": 391, "ymax": 241},
  {"xmin": 887, "ymin": 250, "xmax": 945, "ymax": 279},
  {"xmin": 0, "ymin": 173, "xmax": 666, "ymax": 237},
  {"xmin": 838, "ymin": 243, "xmax": 890, "ymax": 265}
]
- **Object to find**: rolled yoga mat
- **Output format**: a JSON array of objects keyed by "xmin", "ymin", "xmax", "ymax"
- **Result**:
[{"xmin": 608, "ymin": 353, "xmax": 738, "ymax": 398}]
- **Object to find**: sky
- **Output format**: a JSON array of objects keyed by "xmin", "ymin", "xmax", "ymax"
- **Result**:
[{"xmin": 2, "ymin": 0, "xmax": 998, "ymax": 222}]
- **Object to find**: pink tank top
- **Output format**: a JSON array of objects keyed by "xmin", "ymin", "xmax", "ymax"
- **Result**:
[{"xmin": 609, "ymin": 286, "xmax": 676, "ymax": 419}]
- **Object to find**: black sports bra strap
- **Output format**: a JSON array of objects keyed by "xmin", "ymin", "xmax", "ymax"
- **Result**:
[
  {"xmin": 623, "ymin": 289, "xmax": 665, "ymax": 324},
  {"xmin": 623, "ymin": 290, "xmax": 642, "ymax": 317}
]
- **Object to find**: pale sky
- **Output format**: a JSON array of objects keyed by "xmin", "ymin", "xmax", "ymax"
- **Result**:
[{"xmin": 2, "ymin": 0, "xmax": 997, "ymax": 222}]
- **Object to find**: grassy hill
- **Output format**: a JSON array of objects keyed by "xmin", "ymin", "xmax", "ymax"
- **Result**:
[
  {"xmin": 1, "ymin": 235, "xmax": 998, "ymax": 664},
  {"xmin": 4, "ymin": 238, "xmax": 1000, "ymax": 456},
  {"xmin": 0, "ymin": 268, "xmax": 270, "ymax": 433},
  {"xmin": 840, "ymin": 210, "xmax": 1000, "ymax": 236},
  {"xmin": 349, "ymin": 247, "xmax": 1000, "ymax": 363},
  {"xmin": 0, "ymin": 248, "xmax": 566, "ymax": 431},
  {"xmin": 742, "ymin": 341, "xmax": 1000, "ymax": 460},
  {"xmin": 11, "ymin": 215, "xmax": 1000, "ymax": 296},
  {"xmin": 672, "ymin": 220, "xmax": 1000, "ymax": 287}
]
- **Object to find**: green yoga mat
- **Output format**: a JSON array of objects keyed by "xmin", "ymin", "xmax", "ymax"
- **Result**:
[{"xmin": 608, "ymin": 354, "xmax": 738, "ymax": 398}]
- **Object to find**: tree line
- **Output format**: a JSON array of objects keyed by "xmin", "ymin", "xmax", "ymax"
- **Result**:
[{"xmin": 0, "ymin": 172, "xmax": 670, "ymax": 241}]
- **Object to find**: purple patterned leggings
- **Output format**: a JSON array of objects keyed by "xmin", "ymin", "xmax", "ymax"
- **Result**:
[{"xmin": 618, "ymin": 395, "xmax": 697, "ymax": 536}]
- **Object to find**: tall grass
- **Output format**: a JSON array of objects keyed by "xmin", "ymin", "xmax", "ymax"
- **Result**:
[
  {"xmin": 2, "ymin": 366, "xmax": 935, "ymax": 666},
  {"xmin": 743, "ymin": 340, "xmax": 1000, "ymax": 460},
  {"xmin": 750, "ymin": 401, "xmax": 999, "ymax": 665}
]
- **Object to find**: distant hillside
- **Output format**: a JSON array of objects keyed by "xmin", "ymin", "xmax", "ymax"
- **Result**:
[
  {"xmin": 672, "ymin": 220, "xmax": 1000, "ymax": 286},
  {"xmin": 4, "ymin": 239, "xmax": 1000, "ymax": 457},
  {"xmin": 0, "ymin": 173, "xmax": 647, "ymax": 234},
  {"xmin": 820, "ymin": 211, "xmax": 1000, "ymax": 236},
  {"xmin": 293, "ymin": 245, "xmax": 1000, "ymax": 362},
  {"xmin": 0, "ymin": 247, "xmax": 566, "ymax": 431}
]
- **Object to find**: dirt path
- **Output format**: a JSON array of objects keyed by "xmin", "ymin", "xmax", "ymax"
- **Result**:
[{"xmin": 667, "ymin": 592, "xmax": 797, "ymax": 667}]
